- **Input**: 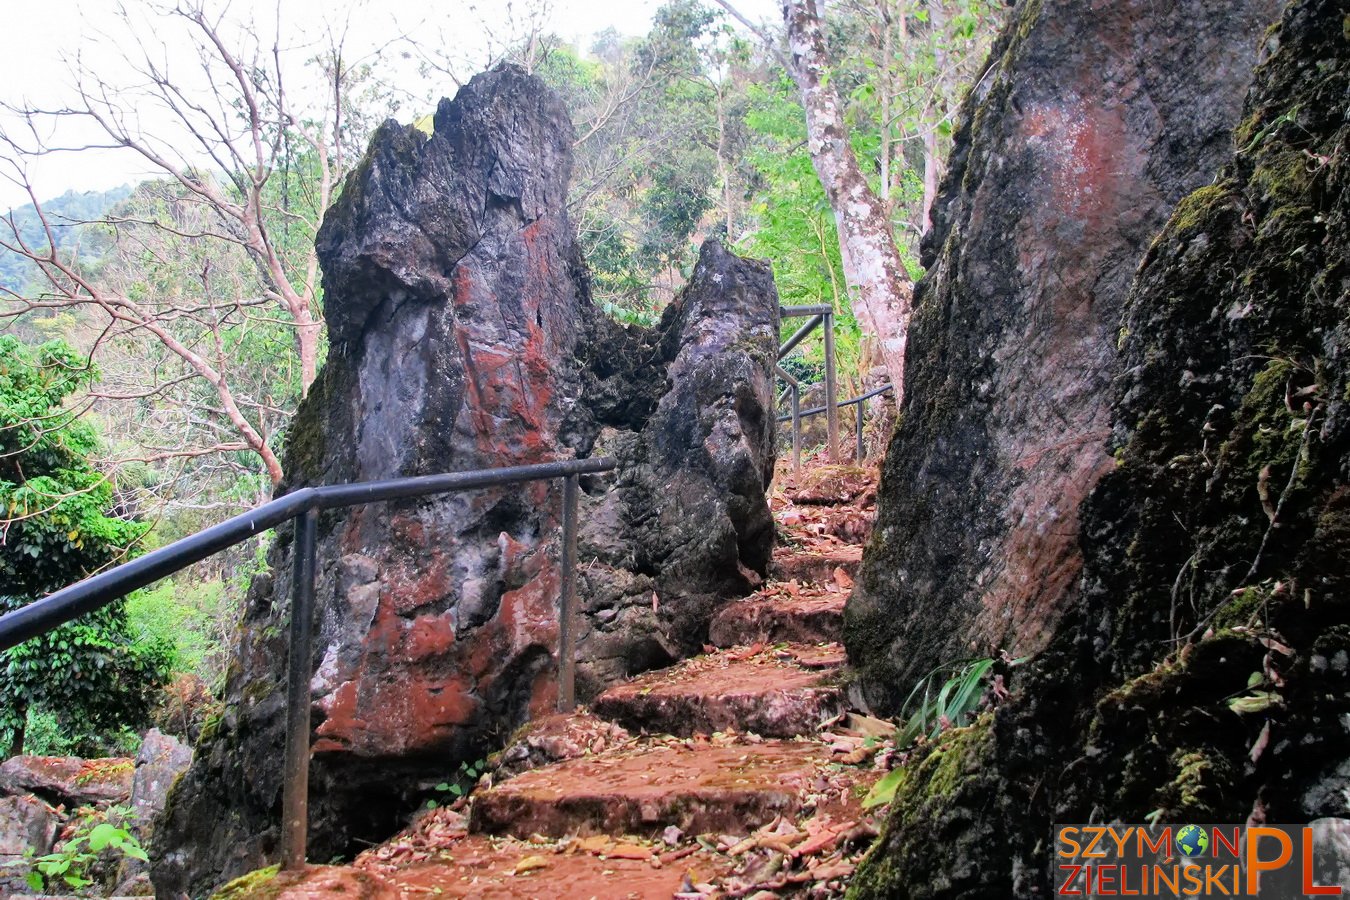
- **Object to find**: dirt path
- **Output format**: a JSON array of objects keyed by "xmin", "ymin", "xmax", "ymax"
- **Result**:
[{"xmin": 237, "ymin": 461, "xmax": 890, "ymax": 900}]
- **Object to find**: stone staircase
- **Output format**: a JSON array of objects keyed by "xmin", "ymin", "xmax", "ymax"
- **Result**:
[{"xmin": 236, "ymin": 463, "xmax": 887, "ymax": 899}]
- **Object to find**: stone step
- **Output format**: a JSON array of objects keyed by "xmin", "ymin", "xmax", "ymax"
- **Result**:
[
  {"xmin": 257, "ymin": 834, "xmax": 733, "ymax": 899},
  {"xmin": 468, "ymin": 739, "xmax": 832, "ymax": 840},
  {"xmin": 591, "ymin": 644, "xmax": 845, "ymax": 738},
  {"xmin": 380, "ymin": 841, "xmax": 726, "ymax": 899},
  {"xmin": 771, "ymin": 542, "xmax": 862, "ymax": 585},
  {"xmin": 709, "ymin": 589, "xmax": 847, "ymax": 647}
]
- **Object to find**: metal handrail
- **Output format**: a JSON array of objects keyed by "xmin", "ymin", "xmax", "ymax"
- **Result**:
[
  {"xmin": 0, "ymin": 455, "xmax": 616, "ymax": 869},
  {"xmin": 777, "ymin": 305, "xmax": 838, "ymax": 462},
  {"xmin": 776, "ymin": 383, "xmax": 894, "ymax": 465},
  {"xmin": 777, "ymin": 382, "xmax": 894, "ymax": 420}
]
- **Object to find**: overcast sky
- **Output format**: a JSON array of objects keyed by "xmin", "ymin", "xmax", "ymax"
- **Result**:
[{"xmin": 0, "ymin": 0, "xmax": 779, "ymax": 211}]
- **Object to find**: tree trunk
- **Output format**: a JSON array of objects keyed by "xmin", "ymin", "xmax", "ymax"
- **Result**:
[
  {"xmin": 782, "ymin": 0, "xmax": 912, "ymax": 407},
  {"xmin": 8, "ymin": 702, "xmax": 26, "ymax": 757},
  {"xmin": 920, "ymin": 125, "xmax": 941, "ymax": 235}
]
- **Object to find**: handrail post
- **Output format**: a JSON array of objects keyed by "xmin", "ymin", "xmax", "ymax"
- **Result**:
[
  {"xmin": 558, "ymin": 473, "xmax": 580, "ymax": 713},
  {"xmin": 823, "ymin": 311, "xmax": 839, "ymax": 461},
  {"xmin": 280, "ymin": 507, "xmax": 318, "ymax": 871},
  {"xmin": 855, "ymin": 399, "xmax": 865, "ymax": 463},
  {"xmin": 791, "ymin": 383, "xmax": 801, "ymax": 475}
]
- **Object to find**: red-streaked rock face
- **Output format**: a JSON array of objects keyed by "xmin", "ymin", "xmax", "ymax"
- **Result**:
[
  {"xmin": 0, "ymin": 755, "xmax": 132, "ymax": 807},
  {"xmin": 844, "ymin": 0, "xmax": 1282, "ymax": 712},
  {"xmin": 153, "ymin": 65, "xmax": 778, "ymax": 897}
]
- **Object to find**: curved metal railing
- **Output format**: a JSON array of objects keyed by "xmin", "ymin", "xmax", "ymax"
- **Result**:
[{"xmin": 0, "ymin": 456, "xmax": 616, "ymax": 868}]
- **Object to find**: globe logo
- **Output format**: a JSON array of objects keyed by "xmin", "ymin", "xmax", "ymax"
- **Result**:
[{"xmin": 1176, "ymin": 825, "xmax": 1210, "ymax": 858}]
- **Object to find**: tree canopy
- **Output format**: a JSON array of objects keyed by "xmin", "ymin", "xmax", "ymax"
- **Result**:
[{"xmin": 0, "ymin": 335, "xmax": 170, "ymax": 754}]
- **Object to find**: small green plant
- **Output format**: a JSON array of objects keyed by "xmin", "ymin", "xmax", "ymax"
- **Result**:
[
  {"xmin": 862, "ymin": 657, "xmax": 999, "ymax": 810},
  {"xmin": 426, "ymin": 758, "xmax": 487, "ymax": 809},
  {"xmin": 26, "ymin": 816, "xmax": 147, "ymax": 893},
  {"xmin": 895, "ymin": 657, "xmax": 995, "ymax": 748}
]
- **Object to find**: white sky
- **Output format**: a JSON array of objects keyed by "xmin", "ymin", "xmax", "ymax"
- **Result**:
[{"xmin": 0, "ymin": 0, "xmax": 780, "ymax": 211}]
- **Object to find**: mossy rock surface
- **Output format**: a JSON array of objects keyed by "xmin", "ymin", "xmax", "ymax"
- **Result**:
[
  {"xmin": 209, "ymin": 865, "xmax": 280, "ymax": 900},
  {"xmin": 852, "ymin": 1, "xmax": 1350, "ymax": 896},
  {"xmin": 842, "ymin": 0, "xmax": 1279, "ymax": 711}
]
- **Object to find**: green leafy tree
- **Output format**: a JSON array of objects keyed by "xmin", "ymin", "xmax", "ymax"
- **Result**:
[{"xmin": 0, "ymin": 335, "xmax": 170, "ymax": 756}]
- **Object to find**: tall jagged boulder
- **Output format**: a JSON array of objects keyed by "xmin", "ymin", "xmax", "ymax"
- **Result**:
[
  {"xmin": 573, "ymin": 241, "xmax": 779, "ymax": 693},
  {"xmin": 151, "ymin": 66, "xmax": 778, "ymax": 896},
  {"xmin": 844, "ymin": 0, "xmax": 1281, "ymax": 709},
  {"xmin": 849, "ymin": 1, "xmax": 1350, "ymax": 895}
]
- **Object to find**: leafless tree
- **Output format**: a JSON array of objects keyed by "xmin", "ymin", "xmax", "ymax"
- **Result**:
[{"xmin": 0, "ymin": 1, "xmax": 396, "ymax": 492}]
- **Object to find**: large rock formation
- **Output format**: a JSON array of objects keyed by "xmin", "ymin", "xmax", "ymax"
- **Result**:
[
  {"xmin": 152, "ymin": 66, "xmax": 778, "ymax": 896},
  {"xmin": 850, "ymin": 1, "xmax": 1350, "ymax": 894},
  {"xmin": 571, "ymin": 243, "xmax": 779, "ymax": 694},
  {"xmin": 844, "ymin": 0, "xmax": 1281, "ymax": 708}
]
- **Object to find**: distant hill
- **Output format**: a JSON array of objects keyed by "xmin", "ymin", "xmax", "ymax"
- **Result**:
[{"xmin": 0, "ymin": 185, "xmax": 133, "ymax": 293}]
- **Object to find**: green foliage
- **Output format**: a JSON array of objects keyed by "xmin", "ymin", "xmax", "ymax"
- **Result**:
[
  {"xmin": 0, "ymin": 335, "xmax": 171, "ymax": 755},
  {"xmin": 862, "ymin": 658, "xmax": 994, "ymax": 809},
  {"xmin": 18, "ymin": 708, "xmax": 78, "ymax": 756},
  {"xmin": 127, "ymin": 580, "xmax": 228, "ymax": 682},
  {"xmin": 426, "ymin": 757, "xmax": 488, "ymax": 808},
  {"xmin": 537, "ymin": 1, "xmax": 732, "ymax": 322},
  {"xmin": 896, "ymin": 657, "xmax": 995, "ymax": 748},
  {"xmin": 25, "ymin": 806, "xmax": 147, "ymax": 893},
  {"xmin": 93, "ymin": 179, "xmax": 308, "ymax": 487},
  {"xmin": 736, "ymin": 76, "xmax": 867, "ymax": 392}
]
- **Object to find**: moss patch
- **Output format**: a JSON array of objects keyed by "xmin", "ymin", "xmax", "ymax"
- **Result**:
[
  {"xmin": 209, "ymin": 865, "xmax": 280, "ymax": 900},
  {"xmin": 1167, "ymin": 184, "xmax": 1234, "ymax": 235}
]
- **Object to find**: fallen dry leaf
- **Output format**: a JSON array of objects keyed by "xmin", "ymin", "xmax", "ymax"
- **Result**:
[
  {"xmin": 513, "ymin": 855, "xmax": 550, "ymax": 875},
  {"xmin": 574, "ymin": 835, "xmax": 611, "ymax": 854},
  {"xmin": 606, "ymin": 843, "xmax": 654, "ymax": 860},
  {"xmin": 792, "ymin": 821, "xmax": 853, "ymax": 858},
  {"xmin": 847, "ymin": 713, "xmax": 895, "ymax": 738},
  {"xmin": 809, "ymin": 861, "xmax": 856, "ymax": 880},
  {"xmin": 837, "ymin": 744, "xmax": 879, "ymax": 765}
]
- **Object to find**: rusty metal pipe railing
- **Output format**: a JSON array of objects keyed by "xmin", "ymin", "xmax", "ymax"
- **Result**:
[
  {"xmin": 280, "ymin": 507, "xmax": 318, "ymax": 869},
  {"xmin": 780, "ymin": 304, "xmax": 834, "ymax": 317},
  {"xmin": 0, "ymin": 455, "xmax": 616, "ymax": 871},
  {"xmin": 775, "ymin": 306, "xmax": 840, "ymax": 462},
  {"xmin": 557, "ymin": 474, "xmax": 580, "ymax": 714},
  {"xmin": 777, "ymin": 314, "xmax": 824, "ymax": 361},
  {"xmin": 774, "ymin": 383, "xmax": 895, "ymax": 464},
  {"xmin": 823, "ymin": 312, "xmax": 839, "ymax": 460},
  {"xmin": 775, "ymin": 366, "xmax": 803, "ymax": 472}
]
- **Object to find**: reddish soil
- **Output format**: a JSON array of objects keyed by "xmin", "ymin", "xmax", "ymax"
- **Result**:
[
  {"xmin": 780, "ymin": 643, "xmax": 848, "ymax": 669},
  {"xmin": 386, "ymin": 837, "xmax": 731, "ymax": 899},
  {"xmin": 770, "ymin": 544, "xmax": 862, "ymax": 586},
  {"xmin": 708, "ymin": 588, "xmax": 846, "ymax": 647},
  {"xmin": 777, "ymin": 464, "xmax": 877, "ymax": 507}
]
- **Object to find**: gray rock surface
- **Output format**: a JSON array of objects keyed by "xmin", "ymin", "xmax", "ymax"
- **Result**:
[
  {"xmin": 0, "ymin": 794, "xmax": 58, "ymax": 891},
  {"xmin": 131, "ymin": 729, "xmax": 192, "ymax": 826},
  {"xmin": 844, "ymin": 0, "xmax": 1281, "ymax": 711},
  {"xmin": 574, "ymin": 240, "xmax": 779, "ymax": 694}
]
